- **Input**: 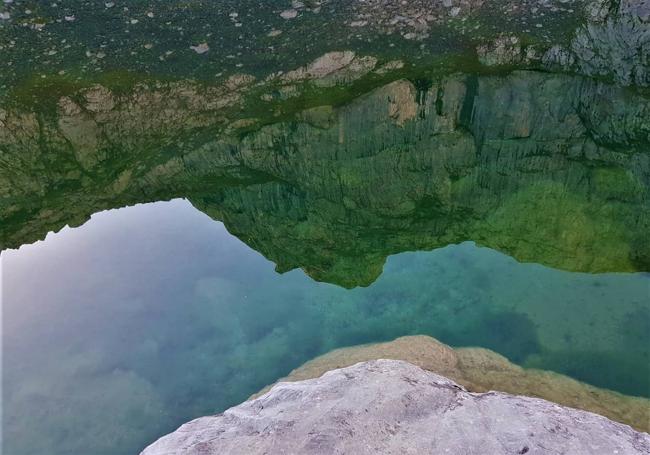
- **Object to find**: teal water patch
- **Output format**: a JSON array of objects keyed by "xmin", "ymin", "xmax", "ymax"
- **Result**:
[{"xmin": 2, "ymin": 199, "xmax": 649, "ymax": 455}]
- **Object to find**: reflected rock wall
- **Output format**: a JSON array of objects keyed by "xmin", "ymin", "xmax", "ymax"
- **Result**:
[
  {"xmin": 194, "ymin": 73, "xmax": 649, "ymax": 286},
  {"xmin": 1, "ymin": 70, "xmax": 648, "ymax": 286}
]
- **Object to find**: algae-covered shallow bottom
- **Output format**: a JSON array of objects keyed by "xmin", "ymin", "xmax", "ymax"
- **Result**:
[{"xmin": 2, "ymin": 199, "xmax": 649, "ymax": 455}]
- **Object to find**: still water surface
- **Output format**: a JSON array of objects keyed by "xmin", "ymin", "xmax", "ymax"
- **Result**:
[
  {"xmin": 3, "ymin": 198, "xmax": 648, "ymax": 455},
  {"xmin": 2, "ymin": 0, "xmax": 650, "ymax": 453}
]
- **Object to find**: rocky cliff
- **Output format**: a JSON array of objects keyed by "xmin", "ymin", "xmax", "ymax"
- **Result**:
[
  {"xmin": 196, "ymin": 72, "xmax": 650, "ymax": 285},
  {"xmin": 140, "ymin": 360, "xmax": 650, "ymax": 455}
]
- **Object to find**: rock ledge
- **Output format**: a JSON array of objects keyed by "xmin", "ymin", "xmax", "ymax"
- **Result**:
[{"xmin": 141, "ymin": 360, "xmax": 650, "ymax": 455}]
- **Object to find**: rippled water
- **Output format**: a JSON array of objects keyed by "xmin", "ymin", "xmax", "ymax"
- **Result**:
[{"xmin": 2, "ymin": 198, "xmax": 648, "ymax": 454}]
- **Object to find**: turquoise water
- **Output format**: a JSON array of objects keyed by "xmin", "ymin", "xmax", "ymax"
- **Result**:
[
  {"xmin": 3, "ymin": 198, "xmax": 648, "ymax": 455},
  {"xmin": 1, "ymin": 0, "xmax": 649, "ymax": 453}
]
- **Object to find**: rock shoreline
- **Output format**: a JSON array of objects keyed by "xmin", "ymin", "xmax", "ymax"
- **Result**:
[
  {"xmin": 140, "ymin": 360, "xmax": 650, "ymax": 455},
  {"xmin": 254, "ymin": 336, "xmax": 650, "ymax": 433}
]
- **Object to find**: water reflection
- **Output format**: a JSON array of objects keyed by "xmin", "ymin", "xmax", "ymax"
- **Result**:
[
  {"xmin": 3, "ymin": 199, "xmax": 648, "ymax": 455},
  {"xmin": 2, "ymin": 72, "xmax": 649, "ymax": 283},
  {"xmin": 2, "ymin": 58, "xmax": 650, "ymax": 455}
]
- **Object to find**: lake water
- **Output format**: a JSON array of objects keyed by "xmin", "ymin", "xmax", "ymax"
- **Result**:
[
  {"xmin": 2, "ymin": 197, "xmax": 649, "ymax": 454},
  {"xmin": 2, "ymin": 0, "xmax": 650, "ymax": 453}
]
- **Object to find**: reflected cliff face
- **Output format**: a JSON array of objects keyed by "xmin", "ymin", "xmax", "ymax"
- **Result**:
[
  {"xmin": 2, "ymin": 1, "xmax": 650, "ymax": 454},
  {"xmin": 2, "ymin": 70, "xmax": 649, "ymax": 287},
  {"xmin": 2, "ymin": 66, "xmax": 650, "ymax": 455}
]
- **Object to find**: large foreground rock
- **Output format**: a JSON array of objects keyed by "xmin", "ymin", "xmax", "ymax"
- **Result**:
[
  {"xmin": 141, "ymin": 360, "xmax": 650, "ymax": 455},
  {"xmin": 254, "ymin": 336, "xmax": 650, "ymax": 433}
]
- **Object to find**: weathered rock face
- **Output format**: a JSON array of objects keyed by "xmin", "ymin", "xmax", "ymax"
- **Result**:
[
  {"xmin": 1, "ymin": 70, "xmax": 648, "ymax": 286},
  {"xmin": 254, "ymin": 336, "xmax": 650, "ymax": 433},
  {"xmin": 470, "ymin": 0, "xmax": 650, "ymax": 86},
  {"xmin": 569, "ymin": 0, "xmax": 650, "ymax": 86},
  {"xmin": 140, "ymin": 360, "xmax": 650, "ymax": 455},
  {"xmin": 194, "ymin": 72, "xmax": 650, "ymax": 285}
]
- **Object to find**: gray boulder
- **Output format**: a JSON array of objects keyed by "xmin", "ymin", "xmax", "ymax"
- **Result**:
[{"xmin": 140, "ymin": 360, "xmax": 650, "ymax": 455}]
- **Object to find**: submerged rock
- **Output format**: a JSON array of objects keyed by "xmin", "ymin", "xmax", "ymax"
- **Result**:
[
  {"xmin": 477, "ymin": 35, "xmax": 537, "ymax": 66},
  {"xmin": 255, "ymin": 336, "xmax": 650, "ymax": 433},
  {"xmin": 277, "ymin": 51, "xmax": 378, "ymax": 87},
  {"xmin": 0, "ymin": 0, "xmax": 647, "ymax": 90},
  {"xmin": 141, "ymin": 360, "xmax": 650, "ymax": 455},
  {"xmin": 279, "ymin": 9, "xmax": 298, "ymax": 19},
  {"xmin": 189, "ymin": 43, "xmax": 209, "ymax": 54}
]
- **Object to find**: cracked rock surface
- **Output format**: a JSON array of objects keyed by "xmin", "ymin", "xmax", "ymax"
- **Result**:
[{"xmin": 140, "ymin": 360, "xmax": 650, "ymax": 455}]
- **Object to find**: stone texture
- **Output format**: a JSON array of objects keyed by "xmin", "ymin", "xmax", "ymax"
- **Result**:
[
  {"xmin": 0, "ymin": 0, "xmax": 647, "ymax": 92},
  {"xmin": 254, "ymin": 336, "xmax": 650, "ymax": 433},
  {"xmin": 468, "ymin": 0, "xmax": 650, "ymax": 87},
  {"xmin": 477, "ymin": 35, "xmax": 538, "ymax": 66},
  {"xmin": 140, "ymin": 360, "xmax": 650, "ymax": 455},
  {"xmin": 277, "ymin": 51, "xmax": 378, "ymax": 87},
  {"xmin": 568, "ymin": 0, "xmax": 650, "ymax": 85}
]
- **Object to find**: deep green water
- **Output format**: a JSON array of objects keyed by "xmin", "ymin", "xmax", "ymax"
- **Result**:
[{"xmin": 2, "ymin": 198, "xmax": 649, "ymax": 454}]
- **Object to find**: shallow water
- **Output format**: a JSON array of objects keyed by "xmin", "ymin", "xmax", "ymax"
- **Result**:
[
  {"xmin": 2, "ymin": 1, "xmax": 650, "ymax": 452},
  {"xmin": 2, "ymin": 198, "xmax": 649, "ymax": 454}
]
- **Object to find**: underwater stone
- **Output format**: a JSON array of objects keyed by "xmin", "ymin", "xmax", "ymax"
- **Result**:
[
  {"xmin": 189, "ymin": 43, "xmax": 209, "ymax": 54},
  {"xmin": 280, "ymin": 9, "xmax": 298, "ymax": 19}
]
